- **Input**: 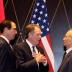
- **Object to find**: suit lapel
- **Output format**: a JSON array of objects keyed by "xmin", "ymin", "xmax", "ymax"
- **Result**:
[
  {"xmin": 24, "ymin": 41, "xmax": 33, "ymax": 57},
  {"xmin": 58, "ymin": 50, "xmax": 72, "ymax": 71}
]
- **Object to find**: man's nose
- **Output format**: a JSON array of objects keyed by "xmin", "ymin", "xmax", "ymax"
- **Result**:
[
  {"xmin": 63, "ymin": 37, "xmax": 65, "ymax": 41},
  {"xmin": 39, "ymin": 35, "xmax": 41, "ymax": 38}
]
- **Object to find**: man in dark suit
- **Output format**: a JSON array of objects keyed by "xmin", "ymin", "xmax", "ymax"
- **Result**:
[
  {"xmin": 58, "ymin": 29, "xmax": 72, "ymax": 72},
  {"xmin": 0, "ymin": 20, "xmax": 17, "ymax": 72},
  {"xmin": 15, "ymin": 24, "xmax": 49, "ymax": 72}
]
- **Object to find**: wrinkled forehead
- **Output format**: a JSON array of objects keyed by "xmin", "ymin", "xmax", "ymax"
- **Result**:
[
  {"xmin": 11, "ymin": 21, "xmax": 16, "ymax": 29},
  {"xmin": 34, "ymin": 27, "xmax": 41, "ymax": 32}
]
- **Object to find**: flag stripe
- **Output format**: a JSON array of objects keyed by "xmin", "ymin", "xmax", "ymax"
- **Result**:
[
  {"xmin": 39, "ymin": 38, "xmax": 54, "ymax": 72},
  {"xmin": 41, "ymin": 36, "xmax": 54, "ymax": 70}
]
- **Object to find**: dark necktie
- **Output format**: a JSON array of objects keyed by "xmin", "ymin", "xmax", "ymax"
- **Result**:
[
  {"xmin": 32, "ymin": 46, "xmax": 36, "ymax": 53},
  {"xmin": 62, "ymin": 52, "xmax": 66, "ymax": 60},
  {"xmin": 32, "ymin": 46, "xmax": 39, "ymax": 69}
]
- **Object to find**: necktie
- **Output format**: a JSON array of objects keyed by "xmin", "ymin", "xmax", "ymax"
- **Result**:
[
  {"xmin": 32, "ymin": 46, "xmax": 36, "ymax": 53},
  {"xmin": 32, "ymin": 46, "xmax": 39, "ymax": 69},
  {"xmin": 32, "ymin": 46, "xmax": 38, "ymax": 54},
  {"xmin": 62, "ymin": 52, "xmax": 66, "ymax": 60}
]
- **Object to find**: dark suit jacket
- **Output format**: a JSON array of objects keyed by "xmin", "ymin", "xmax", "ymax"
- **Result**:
[
  {"xmin": 58, "ymin": 50, "xmax": 72, "ymax": 72},
  {"xmin": 15, "ymin": 41, "xmax": 48, "ymax": 72},
  {"xmin": 0, "ymin": 37, "xmax": 16, "ymax": 72}
]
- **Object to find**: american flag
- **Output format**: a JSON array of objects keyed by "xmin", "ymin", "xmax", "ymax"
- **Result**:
[{"xmin": 29, "ymin": 0, "xmax": 54, "ymax": 72}]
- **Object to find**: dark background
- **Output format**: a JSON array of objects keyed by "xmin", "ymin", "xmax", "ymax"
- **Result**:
[{"xmin": 4, "ymin": 0, "xmax": 72, "ymax": 72}]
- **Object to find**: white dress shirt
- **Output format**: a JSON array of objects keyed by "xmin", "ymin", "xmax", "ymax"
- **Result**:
[
  {"xmin": 66, "ymin": 47, "xmax": 72, "ymax": 54},
  {"xmin": 26, "ymin": 39, "xmax": 38, "ymax": 54},
  {"xmin": 0, "ymin": 35, "xmax": 9, "ymax": 44},
  {"xmin": 26, "ymin": 39, "xmax": 47, "ymax": 66}
]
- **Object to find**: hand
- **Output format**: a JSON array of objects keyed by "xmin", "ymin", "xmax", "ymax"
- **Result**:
[
  {"xmin": 34, "ymin": 52, "xmax": 47, "ymax": 63},
  {"xmin": 41, "ymin": 56, "xmax": 47, "ymax": 64}
]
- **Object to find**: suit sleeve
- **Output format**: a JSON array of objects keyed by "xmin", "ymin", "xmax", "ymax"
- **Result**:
[
  {"xmin": 68, "ymin": 56, "xmax": 72, "ymax": 72},
  {"xmin": 15, "ymin": 44, "xmax": 38, "ymax": 70},
  {"xmin": 0, "ymin": 40, "xmax": 8, "ymax": 67}
]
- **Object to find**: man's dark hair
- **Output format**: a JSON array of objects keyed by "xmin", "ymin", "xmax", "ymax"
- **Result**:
[
  {"xmin": 0, "ymin": 20, "xmax": 12, "ymax": 33},
  {"xmin": 25, "ymin": 24, "xmax": 41, "ymax": 39}
]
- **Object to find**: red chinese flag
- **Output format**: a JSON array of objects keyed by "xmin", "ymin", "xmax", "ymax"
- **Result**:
[{"xmin": 0, "ymin": 0, "xmax": 5, "ymax": 22}]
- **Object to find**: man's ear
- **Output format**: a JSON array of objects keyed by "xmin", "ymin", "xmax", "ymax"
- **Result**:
[
  {"xmin": 28, "ymin": 32, "xmax": 31, "ymax": 38},
  {"xmin": 4, "ymin": 27, "xmax": 8, "ymax": 32}
]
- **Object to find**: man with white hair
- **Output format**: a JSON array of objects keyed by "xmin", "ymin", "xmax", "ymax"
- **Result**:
[{"xmin": 58, "ymin": 29, "xmax": 72, "ymax": 72}]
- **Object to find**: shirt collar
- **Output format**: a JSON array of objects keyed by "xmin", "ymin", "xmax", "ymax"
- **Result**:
[
  {"xmin": 66, "ymin": 47, "xmax": 72, "ymax": 54},
  {"xmin": 0, "ymin": 35, "xmax": 9, "ymax": 44},
  {"xmin": 26, "ymin": 39, "xmax": 38, "ymax": 54},
  {"xmin": 26, "ymin": 39, "xmax": 33, "ymax": 48}
]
